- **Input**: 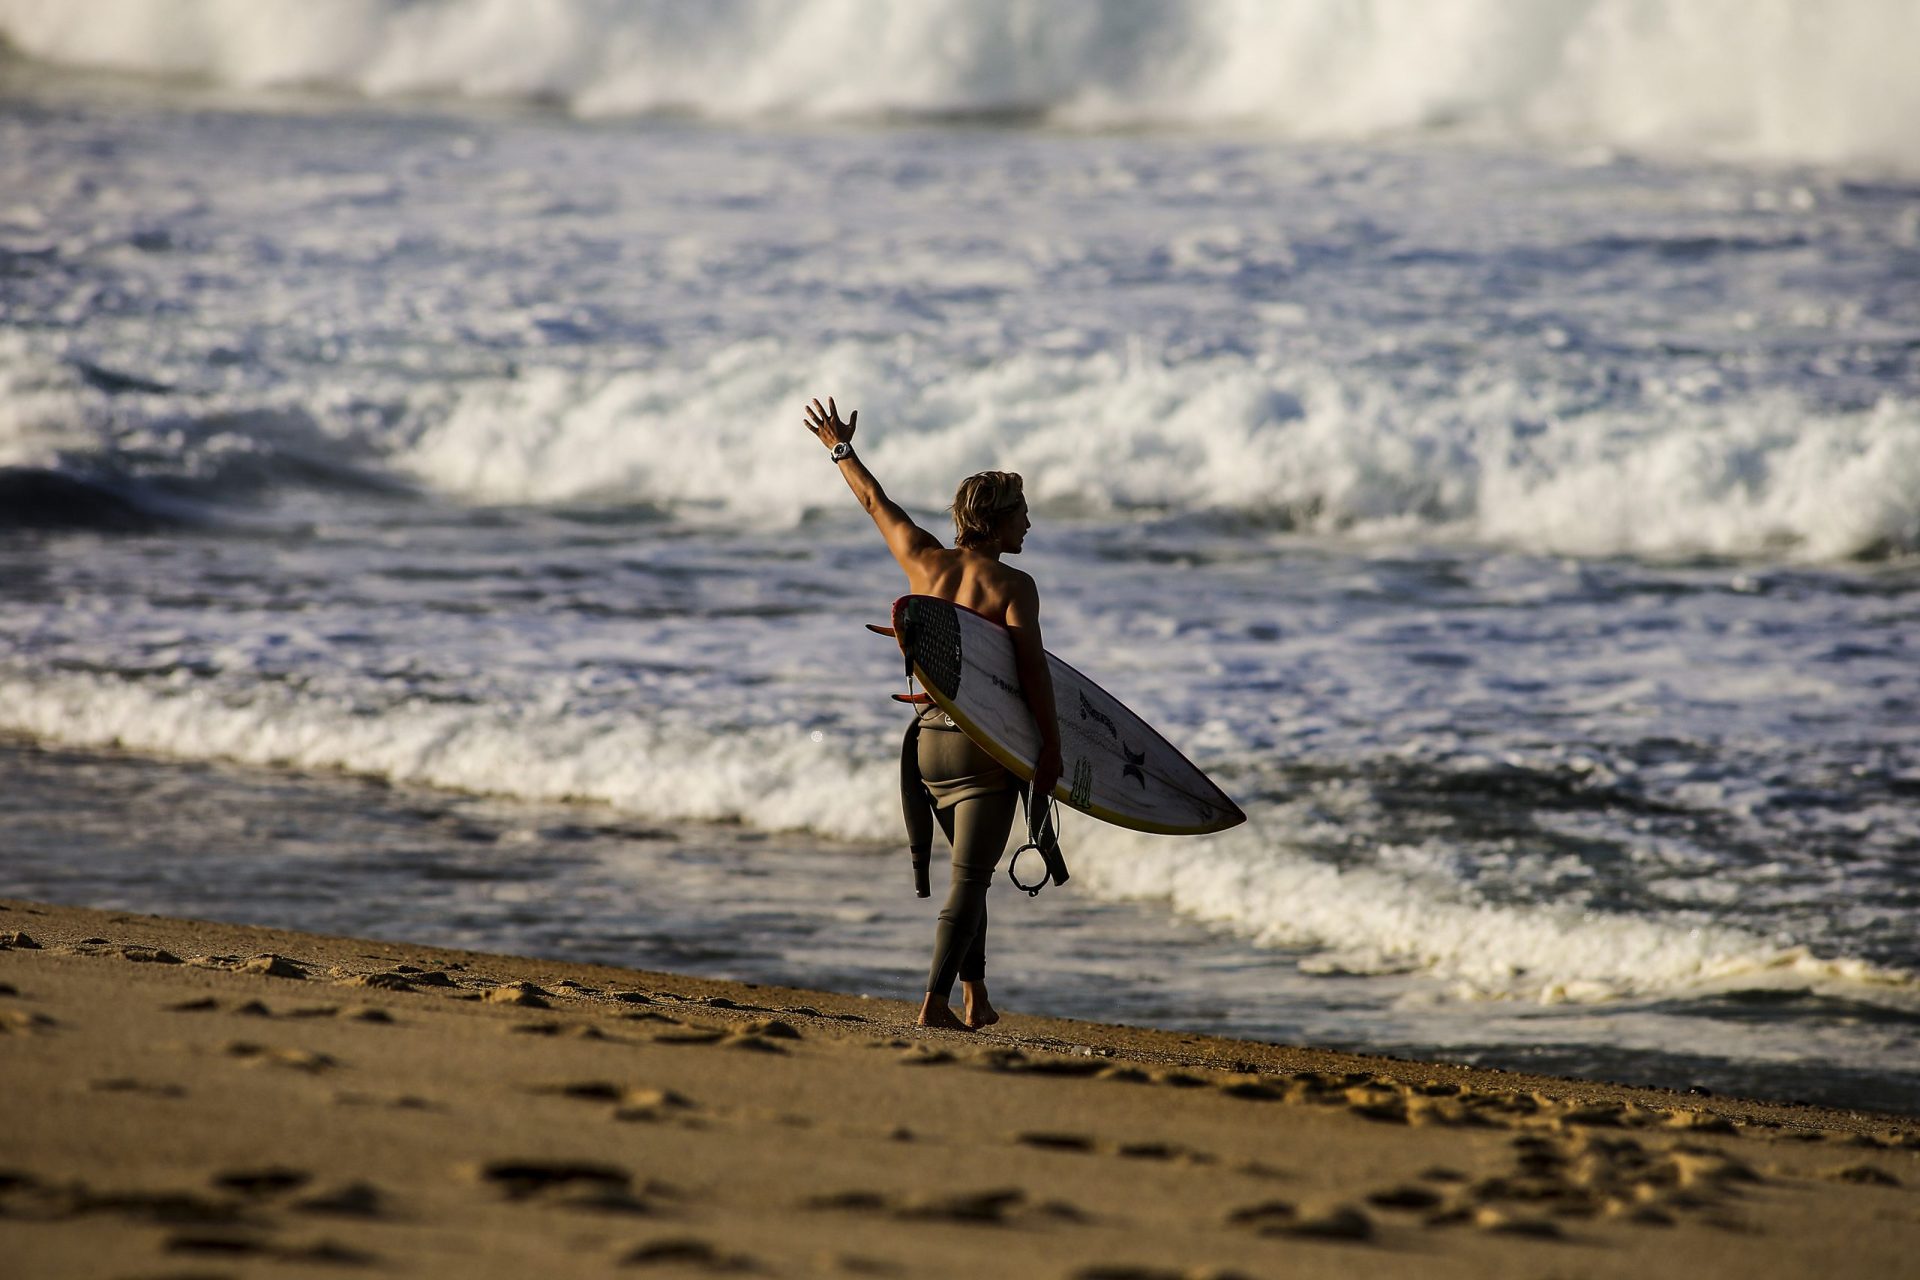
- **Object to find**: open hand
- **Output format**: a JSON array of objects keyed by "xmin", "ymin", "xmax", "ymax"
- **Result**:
[{"xmin": 803, "ymin": 396, "xmax": 857, "ymax": 450}]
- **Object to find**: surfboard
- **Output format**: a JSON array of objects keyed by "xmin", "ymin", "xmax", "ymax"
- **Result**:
[{"xmin": 878, "ymin": 595, "xmax": 1246, "ymax": 836}]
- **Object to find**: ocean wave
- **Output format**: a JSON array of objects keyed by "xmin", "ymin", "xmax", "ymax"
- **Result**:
[
  {"xmin": 7, "ymin": 333, "xmax": 1916, "ymax": 560},
  {"xmin": 1, "ymin": 0, "xmax": 1916, "ymax": 170},
  {"xmin": 0, "ymin": 342, "xmax": 412, "ymax": 517},
  {"xmin": 1069, "ymin": 820, "xmax": 1919, "ymax": 1006},
  {"xmin": 397, "ymin": 344, "xmax": 1920, "ymax": 561},
  {"xmin": 1, "ymin": 663, "xmax": 1910, "ymax": 1007},
  {"xmin": 0, "ymin": 466, "xmax": 195, "ymax": 531}
]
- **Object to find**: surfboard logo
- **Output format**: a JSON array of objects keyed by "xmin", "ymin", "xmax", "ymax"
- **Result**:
[
  {"xmin": 1078, "ymin": 689, "xmax": 1118, "ymax": 740},
  {"xmin": 1122, "ymin": 743, "xmax": 1148, "ymax": 789},
  {"xmin": 1069, "ymin": 757, "xmax": 1094, "ymax": 808}
]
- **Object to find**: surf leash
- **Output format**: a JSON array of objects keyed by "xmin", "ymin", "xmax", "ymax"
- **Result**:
[{"xmin": 1008, "ymin": 784, "xmax": 1068, "ymax": 896}]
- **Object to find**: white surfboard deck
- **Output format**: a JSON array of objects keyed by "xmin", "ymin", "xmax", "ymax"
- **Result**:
[{"xmin": 886, "ymin": 595, "xmax": 1245, "ymax": 836}]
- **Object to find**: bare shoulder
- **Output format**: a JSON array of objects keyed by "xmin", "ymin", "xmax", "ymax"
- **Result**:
[
  {"xmin": 996, "ymin": 562, "xmax": 1038, "ymax": 597},
  {"xmin": 994, "ymin": 562, "xmax": 1042, "ymax": 622}
]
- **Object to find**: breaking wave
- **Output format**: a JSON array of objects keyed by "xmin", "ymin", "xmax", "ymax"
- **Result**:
[
  {"xmin": 2, "ymin": 0, "xmax": 1917, "ymax": 170},
  {"xmin": 6, "ymin": 337, "xmax": 1917, "ymax": 560},
  {"xmin": 2, "ymin": 663, "xmax": 1910, "ymax": 1006}
]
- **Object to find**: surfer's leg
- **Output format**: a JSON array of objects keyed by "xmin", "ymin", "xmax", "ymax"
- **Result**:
[
  {"xmin": 959, "ymin": 906, "xmax": 998, "ymax": 1029},
  {"xmin": 922, "ymin": 787, "xmax": 1016, "ymax": 1010},
  {"xmin": 960, "ymin": 899, "xmax": 987, "ymax": 983},
  {"xmin": 914, "ymin": 725, "xmax": 1016, "ymax": 1031}
]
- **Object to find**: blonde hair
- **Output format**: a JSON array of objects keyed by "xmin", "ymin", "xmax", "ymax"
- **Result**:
[{"xmin": 951, "ymin": 470, "xmax": 1025, "ymax": 548}]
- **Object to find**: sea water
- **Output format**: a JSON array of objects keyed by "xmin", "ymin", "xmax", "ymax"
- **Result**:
[{"xmin": 1, "ymin": 1, "xmax": 1916, "ymax": 1114}]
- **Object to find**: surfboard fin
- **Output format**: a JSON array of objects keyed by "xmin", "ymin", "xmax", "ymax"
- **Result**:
[
  {"xmin": 890, "ymin": 692, "xmax": 934, "ymax": 705},
  {"xmin": 865, "ymin": 624, "xmax": 896, "ymax": 638}
]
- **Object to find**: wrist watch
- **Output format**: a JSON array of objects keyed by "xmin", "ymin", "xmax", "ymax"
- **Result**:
[{"xmin": 829, "ymin": 441, "xmax": 854, "ymax": 462}]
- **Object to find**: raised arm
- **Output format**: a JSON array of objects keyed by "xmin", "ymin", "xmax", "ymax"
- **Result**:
[
  {"xmin": 804, "ymin": 397, "xmax": 941, "ymax": 578},
  {"xmin": 1003, "ymin": 571, "xmax": 1063, "ymax": 801}
]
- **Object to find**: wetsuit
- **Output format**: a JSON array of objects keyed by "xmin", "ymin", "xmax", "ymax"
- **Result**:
[{"xmin": 914, "ymin": 704, "xmax": 1019, "ymax": 999}]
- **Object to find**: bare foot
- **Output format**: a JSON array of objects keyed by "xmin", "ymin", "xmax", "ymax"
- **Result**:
[
  {"xmin": 916, "ymin": 994, "xmax": 973, "ymax": 1032},
  {"xmin": 961, "ymin": 982, "xmax": 999, "ymax": 1030}
]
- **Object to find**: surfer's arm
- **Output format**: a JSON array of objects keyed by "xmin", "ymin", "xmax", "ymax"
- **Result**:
[
  {"xmin": 836, "ymin": 450, "xmax": 943, "ymax": 572},
  {"xmin": 804, "ymin": 396, "xmax": 941, "ymax": 573},
  {"xmin": 1005, "ymin": 576, "xmax": 1063, "ymax": 798}
]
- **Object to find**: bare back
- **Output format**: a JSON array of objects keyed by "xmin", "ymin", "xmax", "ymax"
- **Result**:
[{"xmin": 907, "ymin": 547, "xmax": 1030, "ymax": 625}]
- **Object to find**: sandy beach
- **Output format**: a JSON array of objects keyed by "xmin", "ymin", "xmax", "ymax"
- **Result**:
[{"xmin": 2, "ymin": 898, "xmax": 1914, "ymax": 1279}]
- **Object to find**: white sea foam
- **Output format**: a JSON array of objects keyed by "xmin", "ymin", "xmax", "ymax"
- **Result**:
[
  {"xmin": 2, "ymin": 0, "xmax": 1916, "ymax": 170},
  {"xmin": 7, "ymin": 329, "xmax": 1915, "ymax": 558},
  {"xmin": 0, "ymin": 666, "xmax": 902, "ymax": 840},
  {"xmin": 396, "ymin": 343, "xmax": 1920, "ymax": 560},
  {"xmin": 1068, "ymin": 819, "xmax": 1914, "ymax": 1005},
  {"xmin": 0, "ymin": 664, "xmax": 1909, "ymax": 1007}
]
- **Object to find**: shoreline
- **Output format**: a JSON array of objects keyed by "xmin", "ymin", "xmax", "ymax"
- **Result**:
[{"xmin": 3, "ymin": 897, "xmax": 1916, "ymax": 1277}]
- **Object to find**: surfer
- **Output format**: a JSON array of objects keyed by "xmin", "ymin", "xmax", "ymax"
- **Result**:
[{"xmin": 804, "ymin": 396, "xmax": 1062, "ymax": 1032}]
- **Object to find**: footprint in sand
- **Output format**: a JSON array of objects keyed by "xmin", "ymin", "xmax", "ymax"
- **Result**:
[
  {"xmin": 1223, "ymin": 1199, "xmax": 1295, "ymax": 1233},
  {"xmin": 1216, "ymin": 1078, "xmax": 1285, "ymax": 1102},
  {"xmin": 240, "ymin": 954, "xmax": 309, "ymax": 980},
  {"xmin": 213, "ymin": 1167, "xmax": 313, "ymax": 1197},
  {"xmin": 897, "ymin": 1046, "xmax": 954, "ymax": 1066},
  {"xmin": 165, "ymin": 1231, "xmax": 377, "ymax": 1266},
  {"xmin": 526, "ymin": 1081, "xmax": 698, "ymax": 1124},
  {"xmin": 1468, "ymin": 1207, "xmax": 1565, "ymax": 1239},
  {"xmin": 223, "ymin": 1040, "xmax": 340, "ymax": 1073},
  {"xmin": 337, "ymin": 971, "xmax": 420, "ymax": 993},
  {"xmin": 739, "ymin": 1018, "xmax": 802, "ymax": 1041},
  {"xmin": 293, "ymin": 1181, "xmax": 389, "ymax": 1218},
  {"xmin": 824, "ymin": 1253, "xmax": 907, "ymax": 1276},
  {"xmin": 722, "ymin": 1031, "xmax": 789, "ymax": 1054},
  {"xmin": 117, "ymin": 944, "xmax": 183, "ymax": 964},
  {"xmin": 1013, "ymin": 1130, "xmax": 1214, "ymax": 1167},
  {"xmin": 1285, "ymin": 1204, "xmax": 1375, "ymax": 1242},
  {"xmin": 806, "ymin": 1187, "xmax": 1052, "ymax": 1227},
  {"xmin": 14, "ymin": 1181, "xmax": 247, "ymax": 1226},
  {"xmin": 1228, "ymin": 1197, "xmax": 1376, "ymax": 1244},
  {"xmin": 1095, "ymin": 1065, "xmax": 1152, "ymax": 1084},
  {"xmin": 1015, "ymin": 1132, "xmax": 1098, "ymax": 1154},
  {"xmin": 1366, "ymin": 1184, "xmax": 1445, "ymax": 1211},
  {"xmin": 1826, "ymin": 1164, "xmax": 1902, "ymax": 1187},
  {"xmin": 1422, "ymin": 1130, "xmax": 1765, "ymax": 1237},
  {"xmin": 1007, "ymin": 1056, "xmax": 1109, "ymax": 1079},
  {"xmin": 509, "ymin": 1021, "xmax": 611, "ymax": 1039},
  {"xmin": 333, "ymin": 1091, "xmax": 438, "ymax": 1110},
  {"xmin": 470, "ymin": 1158, "xmax": 652, "ymax": 1215},
  {"xmin": 1117, "ymin": 1141, "xmax": 1210, "ymax": 1165},
  {"xmin": 0, "ymin": 1009, "xmax": 57, "ymax": 1034},
  {"xmin": 91, "ymin": 1077, "xmax": 188, "ymax": 1098},
  {"xmin": 485, "ymin": 981, "xmax": 554, "ymax": 1008},
  {"xmin": 619, "ymin": 1236, "xmax": 757, "ymax": 1271},
  {"xmin": 898, "ymin": 1188, "xmax": 1030, "ymax": 1224}
]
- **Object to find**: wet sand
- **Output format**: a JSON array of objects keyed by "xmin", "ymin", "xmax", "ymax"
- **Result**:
[{"xmin": 2, "ymin": 897, "xmax": 1915, "ymax": 1278}]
